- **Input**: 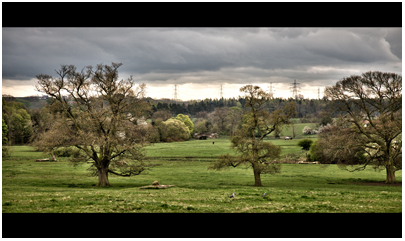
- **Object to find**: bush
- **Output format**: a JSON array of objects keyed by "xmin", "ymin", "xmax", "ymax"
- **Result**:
[
  {"xmin": 302, "ymin": 126, "xmax": 312, "ymax": 135},
  {"xmin": 297, "ymin": 139, "xmax": 313, "ymax": 150},
  {"xmin": 53, "ymin": 147, "xmax": 81, "ymax": 157},
  {"xmin": 174, "ymin": 114, "xmax": 194, "ymax": 134},
  {"xmin": 144, "ymin": 124, "xmax": 160, "ymax": 143},
  {"xmin": 2, "ymin": 146, "xmax": 11, "ymax": 158},
  {"xmin": 309, "ymin": 140, "xmax": 321, "ymax": 162},
  {"xmin": 303, "ymin": 126, "xmax": 318, "ymax": 135},
  {"xmin": 164, "ymin": 118, "xmax": 190, "ymax": 141},
  {"xmin": 317, "ymin": 123, "xmax": 334, "ymax": 134}
]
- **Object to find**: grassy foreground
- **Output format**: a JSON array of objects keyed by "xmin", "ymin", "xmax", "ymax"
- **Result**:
[{"xmin": 2, "ymin": 143, "xmax": 402, "ymax": 213}]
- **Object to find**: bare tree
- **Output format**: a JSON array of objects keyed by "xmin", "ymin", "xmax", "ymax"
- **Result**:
[
  {"xmin": 226, "ymin": 106, "xmax": 243, "ymax": 136},
  {"xmin": 152, "ymin": 110, "xmax": 172, "ymax": 121},
  {"xmin": 324, "ymin": 71, "xmax": 402, "ymax": 183},
  {"xmin": 211, "ymin": 107, "xmax": 229, "ymax": 134},
  {"xmin": 209, "ymin": 85, "xmax": 297, "ymax": 186},
  {"xmin": 34, "ymin": 63, "xmax": 151, "ymax": 187}
]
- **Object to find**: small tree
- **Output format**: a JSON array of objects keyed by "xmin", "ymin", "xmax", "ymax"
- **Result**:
[
  {"xmin": 35, "ymin": 63, "xmax": 151, "ymax": 187},
  {"xmin": 209, "ymin": 85, "xmax": 297, "ymax": 186},
  {"xmin": 297, "ymin": 139, "xmax": 313, "ymax": 150}
]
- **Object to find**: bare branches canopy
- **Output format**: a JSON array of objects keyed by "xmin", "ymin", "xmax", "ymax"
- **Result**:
[
  {"xmin": 35, "ymin": 63, "xmax": 150, "ymax": 187},
  {"xmin": 323, "ymin": 71, "xmax": 402, "ymax": 183},
  {"xmin": 209, "ymin": 85, "xmax": 297, "ymax": 186}
]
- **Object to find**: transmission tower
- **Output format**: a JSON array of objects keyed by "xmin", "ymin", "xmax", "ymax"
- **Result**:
[
  {"xmin": 172, "ymin": 84, "xmax": 179, "ymax": 102},
  {"xmin": 318, "ymin": 87, "xmax": 320, "ymax": 100},
  {"xmin": 290, "ymin": 79, "xmax": 301, "ymax": 100},
  {"xmin": 219, "ymin": 84, "xmax": 224, "ymax": 99},
  {"xmin": 268, "ymin": 82, "xmax": 275, "ymax": 99}
]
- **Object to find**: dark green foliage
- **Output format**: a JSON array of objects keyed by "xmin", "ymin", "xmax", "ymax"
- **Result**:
[
  {"xmin": 319, "ymin": 111, "xmax": 333, "ymax": 126},
  {"xmin": 2, "ymin": 146, "xmax": 11, "ymax": 158},
  {"xmin": 297, "ymin": 139, "xmax": 313, "ymax": 150},
  {"xmin": 3, "ymin": 119, "xmax": 8, "ymax": 144},
  {"xmin": 2, "ymin": 98, "xmax": 32, "ymax": 145},
  {"xmin": 150, "ymin": 97, "xmax": 332, "ymax": 121}
]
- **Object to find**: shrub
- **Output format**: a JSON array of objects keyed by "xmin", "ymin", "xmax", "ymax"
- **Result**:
[
  {"xmin": 317, "ymin": 123, "xmax": 334, "ymax": 134},
  {"xmin": 174, "ymin": 114, "xmax": 194, "ymax": 134},
  {"xmin": 297, "ymin": 139, "xmax": 313, "ymax": 150},
  {"xmin": 143, "ymin": 124, "xmax": 160, "ymax": 143},
  {"xmin": 303, "ymin": 126, "xmax": 319, "ymax": 135},
  {"xmin": 154, "ymin": 119, "xmax": 168, "ymax": 142},
  {"xmin": 309, "ymin": 140, "xmax": 322, "ymax": 162},
  {"xmin": 302, "ymin": 126, "xmax": 312, "ymax": 135},
  {"xmin": 54, "ymin": 147, "xmax": 77, "ymax": 157},
  {"xmin": 164, "ymin": 118, "xmax": 190, "ymax": 141},
  {"xmin": 2, "ymin": 146, "xmax": 11, "ymax": 158}
]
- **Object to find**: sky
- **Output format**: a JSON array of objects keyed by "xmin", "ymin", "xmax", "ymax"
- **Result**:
[{"xmin": 2, "ymin": 27, "xmax": 402, "ymax": 101}]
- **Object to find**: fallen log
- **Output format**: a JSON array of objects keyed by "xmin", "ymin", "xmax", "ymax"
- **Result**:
[
  {"xmin": 140, "ymin": 185, "xmax": 175, "ymax": 189},
  {"xmin": 35, "ymin": 155, "xmax": 58, "ymax": 162},
  {"xmin": 35, "ymin": 158, "xmax": 52, "ymax": 162}
]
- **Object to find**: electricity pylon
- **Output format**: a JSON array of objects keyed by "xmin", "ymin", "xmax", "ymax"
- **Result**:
[{"xmin": 290, "ymin": 79, "xmax": 301, "ymax": 100}]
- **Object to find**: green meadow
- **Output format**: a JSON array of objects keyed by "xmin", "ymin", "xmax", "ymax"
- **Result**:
[{"xmin": 2, "ymin": 139, "xmax": 401, "ymax": 213}]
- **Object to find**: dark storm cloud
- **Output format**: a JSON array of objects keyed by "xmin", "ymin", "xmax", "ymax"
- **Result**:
[{"xmin": 2, "ymin": 28, "xmax": 401, "ymax": 89}]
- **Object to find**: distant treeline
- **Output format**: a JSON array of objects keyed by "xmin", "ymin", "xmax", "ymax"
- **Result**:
[
  {"xmin": 7, "ymin": 94, "xmax": 337, "ymax": 119},
  {"xmin": 2, "ymin": 94, "xmax": 340, "ymax": 145},
  {"xmin": 148, "ymin": 97, "xmax": 334, "ymax": 119}
]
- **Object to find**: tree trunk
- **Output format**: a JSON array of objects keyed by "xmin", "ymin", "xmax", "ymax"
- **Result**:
[
  {"xmin": 385, "ymin": 164, "xmax": 396, "ymax": 184},
  {"xmin": 253, "ymin": 166, "xmax": 262, "ymax": 186},
  {"xmin": 97, "ymin": 163, "xmax": 111, "ymax": 187}
]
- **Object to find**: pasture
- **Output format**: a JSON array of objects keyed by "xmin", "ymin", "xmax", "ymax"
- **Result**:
[{"xmin": 2, "ymin": 139, "xmax": 402, "ymax": 213}]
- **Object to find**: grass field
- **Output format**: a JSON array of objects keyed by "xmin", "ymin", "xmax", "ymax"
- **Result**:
[
  {"xmin": 269, "ymin": 122, "xmax": 318, "ymax": 138},
  {"xmin": 145, "ymin": 136, "xmax": 313, "ymax": 159},
  {"xmin": 2, "ymin": 142, "xmax": 402, "ymax": 213}
]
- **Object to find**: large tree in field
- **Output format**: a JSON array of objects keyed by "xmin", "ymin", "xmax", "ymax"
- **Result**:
[
  {"xmin": 209, "ymin": 85, "xmax": 297, "ymax": 186},
  {"xmin": 324, "ymin": 71, "xmax": 402, "ymax": 183},
  {"xmin": 35, "ymin": 63, "xmax": 151, "ymax": 187}
]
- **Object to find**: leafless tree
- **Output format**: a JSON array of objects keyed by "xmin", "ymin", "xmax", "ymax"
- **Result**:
[
  {"xmin": 324, "ymin": 71, "xmax": 402, "ymax": 183},
  {"xmin": 35, "ymin": 63, "xmax": 151, "ymax": 186}
]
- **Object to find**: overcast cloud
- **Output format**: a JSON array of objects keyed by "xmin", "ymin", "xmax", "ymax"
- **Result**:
[{"xmin": 2, "ymin": 27, "xmax": 402, "ymax": 100}]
